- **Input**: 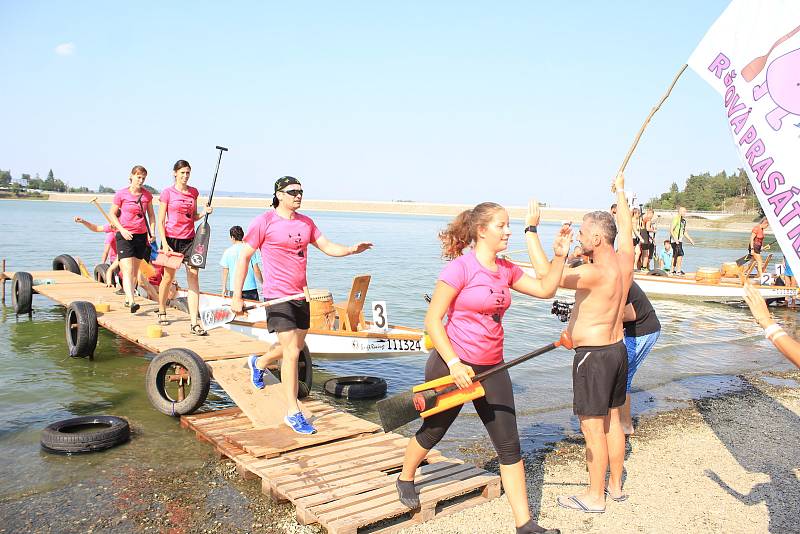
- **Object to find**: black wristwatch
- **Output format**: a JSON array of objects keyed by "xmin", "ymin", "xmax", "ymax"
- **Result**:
[{"xmin": 525, "ymin": 225, "xmax": 538, "ymax": 234}]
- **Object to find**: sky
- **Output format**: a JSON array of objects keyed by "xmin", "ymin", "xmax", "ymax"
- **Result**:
[{"xmin": 0, "ymin": 1, "xmax": 742, "ymax": 209}]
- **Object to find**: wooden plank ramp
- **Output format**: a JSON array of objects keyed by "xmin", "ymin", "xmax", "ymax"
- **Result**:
[{"xmin": 182, "ymin": 407, "xmax": 501, "ymax": 534}]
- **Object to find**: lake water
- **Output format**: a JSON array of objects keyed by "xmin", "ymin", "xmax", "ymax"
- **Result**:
[{"xmin": 0, "ymin": 199, "xmax": 796, "ymax": 499}]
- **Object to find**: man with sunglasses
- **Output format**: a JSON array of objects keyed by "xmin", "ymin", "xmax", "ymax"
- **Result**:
[{"xmin": 230, "ymin": 176, "xmax": 372, "ymax": 434}]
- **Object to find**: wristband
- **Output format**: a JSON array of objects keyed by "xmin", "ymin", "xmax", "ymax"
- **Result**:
[
  {"xmin": 771, "ymin": 331, "xmax": 788, "ymax": 342},
  {"xmin": 764, "ymin": 323, "xmax": 781, "ymax": 339},
  {"xmin": 525, "ymin": 225, "xmax": 538, "ymax": 234},
  {"xmin": 446, "ymin": 358, "xmax": 460, "ymax": 368}
]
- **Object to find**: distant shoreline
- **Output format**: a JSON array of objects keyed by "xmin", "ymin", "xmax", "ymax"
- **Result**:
[{"xmin": 4, "ymin": 192, "xmax": 764, "ymax": 234}]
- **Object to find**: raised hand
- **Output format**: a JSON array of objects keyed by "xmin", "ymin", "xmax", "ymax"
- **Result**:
[
  {"xmin": 743, "ymin": 280, "xmax": 772, "ymax": 328},
  {"xmin": 612, "ymin": 171, "xmax": 625, "ymax": 193},
  {"xmin": 552, "ymin": 225, "xmax": 574, "ymax": 257},
  {"xmin": 526, "ymin": 199, "xmax": 541, "ymax": 227}
]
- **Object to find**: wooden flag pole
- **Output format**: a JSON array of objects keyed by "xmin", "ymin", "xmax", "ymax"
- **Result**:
[{"xmin": 618, "ymin": 64, "xmax": 688, "ymax": 174}]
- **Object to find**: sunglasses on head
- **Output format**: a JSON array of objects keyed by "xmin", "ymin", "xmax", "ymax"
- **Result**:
[{"xmin": 281, "ymin": 189, "xmax": 303, "ymax": 197}]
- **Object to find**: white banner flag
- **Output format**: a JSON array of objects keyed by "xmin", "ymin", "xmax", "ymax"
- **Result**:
[{"xmin": 688, "ymin": 0, "xmax": 800, "ymax": 274}]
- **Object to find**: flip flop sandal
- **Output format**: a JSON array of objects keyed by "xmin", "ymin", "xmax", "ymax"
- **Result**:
[
  {"xmin": 190, "ymin": 323, "xmax": 208, "ymax": 336},
  {"xmin": 557, "ymin": 495, "xmax": 605, "ymax": 513},
  {"xmin": 157, "ymin": 311, "xmax": 169, "ymax": 326},
  {"xmin": 605, "ymin": 488, "xmax": 629, "ymax": 502}
]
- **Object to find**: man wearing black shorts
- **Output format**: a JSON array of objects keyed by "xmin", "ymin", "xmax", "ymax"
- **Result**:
[
  {"xmin": 230, "ymin": 176, "xmax": 372, "ymax": 435},
  {"xmin": 528, "ymin": 172, "xmax": 634, "ymax": 513}
]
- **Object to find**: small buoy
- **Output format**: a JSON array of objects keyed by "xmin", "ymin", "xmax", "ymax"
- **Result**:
[
  {"xmin": 94, "ymin": 303, "xmax": 111, "ymax": 313},
  {"xmin": 423, "ymin": 332, "xmax": 434, "ymax": 351},
  {"xmin": 146, "ymin": 325, "xmax": 163, "ymax": 338}
]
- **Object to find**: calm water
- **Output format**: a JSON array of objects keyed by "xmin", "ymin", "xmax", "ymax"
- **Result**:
[{"xmin": 0, "ymin": 200, "xmax": 796, "ymax": 498}]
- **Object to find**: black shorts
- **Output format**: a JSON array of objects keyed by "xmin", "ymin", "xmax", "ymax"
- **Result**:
[
  {"xmin": 241, "ymin": 288, "xmax": 259, "ymax": 301},
  {"xmin": 266, "ymin": 299, "xmax": 310, "ymax": 333},
  {"xmin": 572, "ymin": 341, "xmax": 628, "ymax": 416},
  {"xmin": 752, "ymin": 244, "xmax": 762, "ymax": 254},
  {"xmin": 166, "ymin": 236, "xmax": 195, "ymax": 264},
  {"xmin": 671, "ymin": 241, "xmax": 684, "ymax": 258},
  {"xmin": 116, "ymin": 232, "xmax": 149, "ymax": 260}
]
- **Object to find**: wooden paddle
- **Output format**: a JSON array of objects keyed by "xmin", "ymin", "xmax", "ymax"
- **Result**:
[
  {"xmin": 735, "ymin": 239, "xmax": 777, "ymax": 266},
  {"xmin": 376, "ymin": 331, "xmax": 573, "ymax": 432},
  {"xmin": 200, "ymin": 287, "xmax": 310, "ymax": 331},
  {"xmin": 89, "ymin": 197, "xmax": 116, "ymax": 228}
]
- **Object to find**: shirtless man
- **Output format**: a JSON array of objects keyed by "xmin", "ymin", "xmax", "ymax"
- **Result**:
[{"xmin": 526, "ymin": 171, "xmax": 634, "ymax": 513}]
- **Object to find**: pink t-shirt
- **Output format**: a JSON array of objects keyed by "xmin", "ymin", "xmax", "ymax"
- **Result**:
[
  {"xmin": 102, "ymin": 225, "xmax": 117, "ymax": 262},
  {"xmin": 244, "ymin": 210, "xmax": 321, "ymax": 298},
  {"xmin": 159, "ymin": 185, "xmax": 199, "ymax": 239},
  {"xmin": 439, "ymin": 251, "xmax": 523, "ymax": 365},
  {"xmin": 112, "ymin": 188, "xmax": 153, "ymax": 234}
]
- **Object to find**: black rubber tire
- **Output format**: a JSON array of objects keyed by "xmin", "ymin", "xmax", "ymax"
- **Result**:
[
  {"xmin": 41, "ymin": 415, "xmax": 130, "ymax": 454},
  {"xmin": 324, "ymin": 376, "xmax": 387, "ymax": 400},
  {"xmin": 65, "ymin": 301, "xmax": 98, "ymax": 358},
  {"xmin": 94, "ymin": 263, "xmax": 108, "ymax": 283},
  {"xmin": 146, "ymin": 348, "xmax": 211, "ymax": 416},
  {"xmin": 647, "ymin": 269, "xmax": 669, "ymax": 277},
  {"xmin": 52, "ymin": 254, "xmax": 81, "ymax": 274},
  {"xmin": 12, "ymin": 271, "xmax": 33, "ymax": 315},
  {"xmin": 170, "ymin": 297, "xmax": 190, "ymax": 314},
  {"xmin": 273, "ymin": 345, "xmax": 313, "ymax": 398}
]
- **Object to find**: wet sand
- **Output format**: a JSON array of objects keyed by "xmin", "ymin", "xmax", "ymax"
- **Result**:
[
  {"xmin": 43, "ymin": 193, "xmax": 762, "ymax": 233},
  {"xmin": 1, "ymin": 370, "xmax": 796, "ymax": 533}
]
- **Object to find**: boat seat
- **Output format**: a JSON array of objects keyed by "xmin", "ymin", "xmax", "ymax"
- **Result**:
[{"xmin": 335, "ymin": 275, "xmax": 371, "ymax": 332}]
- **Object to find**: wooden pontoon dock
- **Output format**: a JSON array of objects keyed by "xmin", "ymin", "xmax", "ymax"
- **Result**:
[{"xmin": 2, "ymin": 267, "xmax": 501, "ymax": 533}]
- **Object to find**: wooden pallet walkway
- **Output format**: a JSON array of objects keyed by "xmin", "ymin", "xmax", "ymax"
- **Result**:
[
  {"xmin": 182, "ymin": 407, "xmax": 501, "ymax": 534},
  {"xmin": 5, "ymin": 268, "xmax": 502, "ymax": 532}
]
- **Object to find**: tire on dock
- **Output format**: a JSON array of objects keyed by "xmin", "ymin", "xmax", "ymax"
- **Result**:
[
  {"xmin": 323, "ymin": 376, "xmax": 387, "ymax": 400},
  {"xmin": 146, "ymin": 348, "xmax": 211, "ymax": 416},
  {"xmin": 93, "ymin": 263, "xmax": 118, "ymax": 286},
  {"xmin": 647, "ymin": 269, "xmax": 669, "ymax": 277},
  {"xmin": 273, "ymin": 344, "xmax": 313, "ymax": 398},
  {"xmin": 66, "ymin": 301, "xmax": 98, "ymax": 358},
  {"xmin": 41, "ymin": 415, "xmax": 130, "ymax": 454},
  {"xmin": 11, "ymin": 272, "xmax": 33, "ymax": 315},
  {"xmin": 52, "ymin": 254, "xmax": 81, "ymax": 275}
]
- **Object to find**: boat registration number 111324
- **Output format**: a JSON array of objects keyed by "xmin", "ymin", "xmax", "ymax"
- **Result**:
[{"xmin": 387, "ymin": 338, "xmax": 422, "ymax": 351}]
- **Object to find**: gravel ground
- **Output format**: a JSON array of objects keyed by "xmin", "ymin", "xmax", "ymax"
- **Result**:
[
  {"xmin": 2, "ymin": 370, "xmax": 797, "ymax": 534},
  {"xmin": 400, "ymin": 370, "xmax": 800, "ymax": 534}
]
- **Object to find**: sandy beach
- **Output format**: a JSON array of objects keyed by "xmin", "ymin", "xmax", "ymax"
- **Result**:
[
  {"xmin": 1, "ymin": 369, "xmax": 797, "ymax": 534},
  {"xmin": 40, "ymin": 193, "xmax": 764, "ymax": 233}
]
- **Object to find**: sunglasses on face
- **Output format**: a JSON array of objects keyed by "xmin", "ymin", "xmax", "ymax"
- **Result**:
[{"xmin": 281, "ymin": 189, "xmax": 303, "ymax": 197}]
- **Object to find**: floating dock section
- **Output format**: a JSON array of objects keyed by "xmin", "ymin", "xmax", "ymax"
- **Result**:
[{"xmin": 2, "ymin": 268, "xmax": 501, "ymax": 533}]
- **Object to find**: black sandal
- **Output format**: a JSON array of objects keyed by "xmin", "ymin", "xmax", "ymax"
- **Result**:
[
  {"xmin": 190, "ymin": 323, "xmax": 208, "ymax": 336},
  {"xmin": 157, "ymin": 311, "xmax": 169, "ymax": 325}
]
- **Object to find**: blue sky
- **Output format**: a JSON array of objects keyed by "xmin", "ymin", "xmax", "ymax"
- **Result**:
[{"xmin": 0, "ymin": 1, "xmax": 739, "ymax": 208}]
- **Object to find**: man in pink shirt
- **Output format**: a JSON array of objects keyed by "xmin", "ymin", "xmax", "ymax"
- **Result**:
[{"xmin": 230, "ymin": 176, "xmax": 372, "ymax": 434}]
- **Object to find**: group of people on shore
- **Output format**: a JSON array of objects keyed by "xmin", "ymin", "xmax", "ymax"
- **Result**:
[
  {"xmin": 73, "ymin": 163, "xmax": 800, "ymax": 534},
  {"xmin": 615, "ymin": 204, "xmax": 696, "ymax": 275}
]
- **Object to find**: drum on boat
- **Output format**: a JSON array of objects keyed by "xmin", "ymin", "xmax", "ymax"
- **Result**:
[
  {"xmin": 308, "ymin": 289, "xmax": 336, "ymax": 330},
  {"xmin": 695, "ymin": 267, "xmax": 722, "ymax": 284},
  {"xmin": 721, "ymin": 262, "xmax": 740, "ymax": 278}
]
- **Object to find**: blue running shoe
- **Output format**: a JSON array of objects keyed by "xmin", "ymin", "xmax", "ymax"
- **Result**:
[
  {"xmin": 247, "ymin": 355, "xmax": 265, "ymax": 389},
  {"xmin": 284, "ymin": 411, "xmax": 316, "ymax": 434}
]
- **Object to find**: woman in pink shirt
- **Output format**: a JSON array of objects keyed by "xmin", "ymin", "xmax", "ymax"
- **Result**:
[
  {"xmin": 395, "ymin": 202, "xmax": 570, "ymax": 534},
  {"xmin": 156, "ymin": 160, "xmax": 212, "ymax": 335},
  {"xmin": 107, "ymin": 165, "xmax": 156, "ymax": 313}
]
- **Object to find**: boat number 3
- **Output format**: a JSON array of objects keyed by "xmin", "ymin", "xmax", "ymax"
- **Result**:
[{"xmin": 372, "ymin": 300, "xmax": 388, "ymax": 331}]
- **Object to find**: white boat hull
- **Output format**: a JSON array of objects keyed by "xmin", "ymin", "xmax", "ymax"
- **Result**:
[
  {"xmin": 181, "ymin": 290, "xmax": 427, "ymax": 358},
  {"xmin": 512, "ymin": 262, "xmax": 796, "ymax": 301}
]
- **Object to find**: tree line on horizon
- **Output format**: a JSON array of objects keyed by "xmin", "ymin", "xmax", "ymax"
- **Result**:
[
  {"xmin": 0, "ymin": 167, "xmax": 158, "ymax": 195},
  {"xmin": 645, "ymin": 168, "xmax": 759, "ymax": 213}
]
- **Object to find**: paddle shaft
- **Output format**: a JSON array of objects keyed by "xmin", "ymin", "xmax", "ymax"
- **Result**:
[
  {"xmin": 427, "ymin": 341, "xmax": 560, "ymax": 400},
  {"xmin": 618, "ymin": 64, "xmax": 687, "ymax": 175},
  {"xmin": 203, "ymin": 146, "xmax": 228, "ymax": 224},
  {"xmin": 89, "ymin": 198, "xmax": 117, "ymax": 228}
]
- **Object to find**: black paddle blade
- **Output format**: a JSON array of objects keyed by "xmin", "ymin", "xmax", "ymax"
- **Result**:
[
  {"xmin": 188, "ymin": 222, "xmax": 211, "ymax": 269},
  {"xmin": 377, "ymin": 389, "xmax": 438, "ymax": 432}
]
